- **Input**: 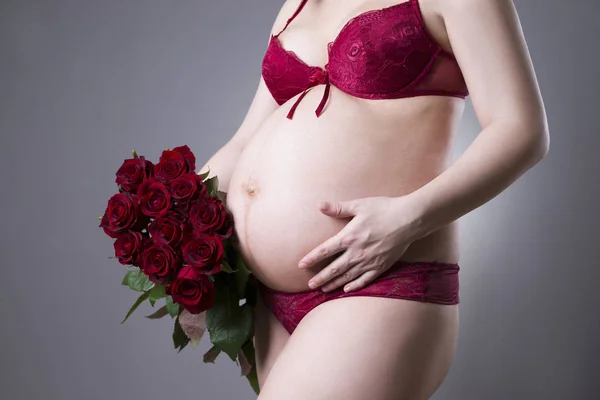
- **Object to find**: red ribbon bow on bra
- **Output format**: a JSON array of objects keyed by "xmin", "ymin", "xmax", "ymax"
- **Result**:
[{"xmin": 286, "ymin": 65, "xmax": 331, "ymax": 119}]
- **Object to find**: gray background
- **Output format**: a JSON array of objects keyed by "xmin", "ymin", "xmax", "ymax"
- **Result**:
[{"xmin": 1, "ymin": 0, "xmax": 598, "ymax": 399}]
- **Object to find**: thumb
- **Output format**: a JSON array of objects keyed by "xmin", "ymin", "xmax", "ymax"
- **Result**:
[{"xmin": 318, "ymin": 200, "xmax": 358, "ymax": 218}]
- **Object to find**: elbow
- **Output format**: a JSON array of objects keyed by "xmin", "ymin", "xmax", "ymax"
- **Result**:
[
  {"xmin": 528, "ymin": 104, "xmax": 551, "ymax": 162},
  {"xmin": 509, "ymin": 113, "xmax": 550, "ymax": 164},
  {"xmin": 530, "ymin": 122, "xmax": 550, "ymax": 163},
  {"xmin": 500, "ymin": 118, "xmax": 550, "ymax": 169}
]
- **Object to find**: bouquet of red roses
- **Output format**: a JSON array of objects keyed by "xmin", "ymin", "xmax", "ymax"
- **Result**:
[{"xmin": 99, "ymin": 145, "xmax": 259, "ymax": 394}]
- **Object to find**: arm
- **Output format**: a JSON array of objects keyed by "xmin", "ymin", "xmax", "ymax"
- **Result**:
[
  {"xmin": 197, "ymin": 74, "xmax": 277, "ymax": 192},
  {"xmin": 198, "ymin": 1, "xmax": 298, "ymax": 191},
  {"xmin": 404, "ymin": 0, "xmax": 550, "ymax": 240}
]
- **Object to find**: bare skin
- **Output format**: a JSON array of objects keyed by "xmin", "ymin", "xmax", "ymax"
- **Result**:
[{"xmin": 198, "ymin": 0, "xmax": 547, "ymax": 398}]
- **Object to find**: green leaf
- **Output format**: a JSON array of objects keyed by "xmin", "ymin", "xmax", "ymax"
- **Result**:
[
  {"xmin": 173, "ymin": 316, "xmax": 190, "ymax": 352},
  {"xmin": 205, "ymin": 274, "xmax": 253, "ymax": 361},
  {"xmin": 132, "ymin": 149, "xmax": 139, "ymax": 158},
  {"xmin": 220, "ymin": 259, "xmax": 233, "ymax": 273},
  {"xmin": 203, "ymin": 345, "xmax": 222, "ymax": 363},
  {"xmin": 232, "ymin": 252, "xmax": 252, "ymax": 299},
  {"xmin": 165, "ymin": 295, "xmax": 180, "ymax": 318},
  {"xmin": 241, "ymin": 338, "xmax": 256, "ymax": 366},
  {"xmin": 204, "ymin": 176, "xmax": 219, "ymax": 197},
  {"xmin": 121, "ymin": 290, "xmax": 151, "ymax": 324},
  {"xmin": 145, "ymin": 305, "xmax": 169, "ymax": 319},
  {"xmin": 197, "ymin": 166, "xmax": 210, "ymax": 180},
  {"xmin": 216, "ymin": 190, "xmax": 227, "ymax": 203},
  {"xmin": 241, "ymin": 339, "xmax": 259, "ymax": 394},
  {"xmin": 245, "ymin": 366, "xmax": 260, "ymax": 395},
  {"xmin": 121, "ymin": 271, "xmax": 129, "ymax": 286},
  {"xmin": 148, "ymin": 284, "xmax": 167, "ymax": 307},
  {"xmin": 123, "ymin": 269, "xmax": 154, "ymax": 292}
]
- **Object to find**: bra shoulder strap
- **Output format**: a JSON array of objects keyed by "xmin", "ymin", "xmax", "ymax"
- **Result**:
[{"xmin": 273, "ymin": 0, "xmax": 309, "ymax": 37}]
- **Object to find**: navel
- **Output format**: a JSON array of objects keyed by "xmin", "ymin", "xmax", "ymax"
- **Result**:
[{"xmin": 242, "ymin": 181, "xmax": 258, "ymax": 198}]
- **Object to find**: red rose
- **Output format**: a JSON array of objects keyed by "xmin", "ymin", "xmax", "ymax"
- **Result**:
[
  {"xmin": 148, "ymin": 212, "xmax": 186, "ymax": 247},
  {"xmin": 188, "ymin": 197, "xmax": 233, "ymax": 238},
  {"xmin": 139, "ymin": 243, "xmax": 181, "ymax": 284},
  {"xmin": 115, "ymin": 156, "xmax": 154, "ymax": 194},
  {"xmin": 182, "ymin": 233, "xmax": 224, "ymax": 274},
  {"xmin": 105, "ymin": 193, "xmax": 145, "ymax": 233},
  {"xmin": 169, "ymin": 173, "xmax": 208, "ymax": 204},
  {"xmin": 166, "ymin": 265, "xmax": 215, "ymax": 314},
  {"xmin": 155, "ymin": 146, "xmax": 195, "ymax": 185},
  {"xmin": 172, "ymin": 145, "xmax": 196, "ymax": 172},
  {"xmin": 137, "ymin": 178, "xmax": 171, "ymax": 217},
  {"xmin": 114, "ymin": 231, "xmax": 145, "ymax": 266},
  {"xmin": 99, "ymin": 208, "xmax": 119, "ymax": 238}
]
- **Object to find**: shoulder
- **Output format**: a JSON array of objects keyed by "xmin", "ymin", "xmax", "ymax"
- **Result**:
[
  {"xmin": 434, "ymin": 0, "xmax": 546, "ymax": 128},
  {"xmin": 277, "ymin": 0, "xmax": 304, "ymax": 17},
  {"xmin": 269, "ymin": 0, "xmax": 303, "ymax": 34},
  {"xmin": 437, "ymin": 0, "xmax": 516, "ymax": 18}
]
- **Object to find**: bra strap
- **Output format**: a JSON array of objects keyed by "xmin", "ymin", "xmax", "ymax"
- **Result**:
[{"xmin": 274, "ymin": 0, "xmax": 309, "ymax": 37}]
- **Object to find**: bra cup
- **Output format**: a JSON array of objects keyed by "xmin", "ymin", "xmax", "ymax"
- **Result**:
[
  {"xmin": 262, "ymin": 37, "xmax": 319, "ymax": 105},
  {"xmin": 261, "ymin": 2, "xmax": 468, "ymax": 108},
  {"xmin": 327, "ymin": 11, "xmax": 438, "ymax": 94}
]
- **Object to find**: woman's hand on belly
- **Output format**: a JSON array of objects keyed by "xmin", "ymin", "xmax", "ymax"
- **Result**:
[{"xmin": 297, "ymin": 194, "xmax": 426, "ymax": 293}]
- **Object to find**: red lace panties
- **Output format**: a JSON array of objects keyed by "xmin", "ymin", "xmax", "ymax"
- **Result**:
[{"xmin": 257, "ymin": 260, "xmax": 459, "ymax": 335}]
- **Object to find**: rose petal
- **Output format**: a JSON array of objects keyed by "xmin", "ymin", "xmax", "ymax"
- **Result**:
[
  {"xmin": 237, "ymin": 348, "xmax": 252, "ymax": 376},
  {"xmin": 178, "ymin": 309, "xmax": 206, "ymax": 344}
]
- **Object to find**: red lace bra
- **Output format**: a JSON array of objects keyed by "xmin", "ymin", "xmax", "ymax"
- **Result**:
[{"xmin": 262, "ymin": 0, "xmax": 469, "ymax": 119}]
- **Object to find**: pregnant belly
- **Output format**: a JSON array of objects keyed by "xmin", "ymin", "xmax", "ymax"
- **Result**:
[{"xmin": 226, "ymin": 97, "xmax": 460, "ymax": 292}]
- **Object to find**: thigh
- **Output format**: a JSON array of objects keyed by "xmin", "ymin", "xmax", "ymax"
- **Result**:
[
  {"xmin": 257, "ymin": 296, "xmax": 459, "ymax": 400},
  {"xmin": 253, "ymin": 286, "xmax": 291, "ymax": 388}
]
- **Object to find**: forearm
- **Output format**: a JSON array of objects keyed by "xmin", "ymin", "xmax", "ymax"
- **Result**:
[
  {"xmin": 197, "ymin": 140, "xmax": 244, "ymax": 193},
  {"xmin": 403, "ymin": 120, "xmax": 550, "ymax": 240}
]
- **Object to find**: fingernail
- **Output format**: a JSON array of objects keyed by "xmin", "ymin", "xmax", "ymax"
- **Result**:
[
  {"xmin": 298, "ymin": 262, "xmax": 307, "ymax": 268},
  {"xmin": 343, "ymin": 285, "xmax": 351, "ymax": 292},
  {"xmin": 308, "ymin": 280, "xmax": 316, "ymax": 289}
]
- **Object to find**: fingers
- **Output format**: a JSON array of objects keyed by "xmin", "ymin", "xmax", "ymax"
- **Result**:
[
  {"xmin": 307, "ymin": 251, "xmax": 355, "ymax": 289},
  {"xmin": 298, "ymin": 231, "xmax": 358, "ymax": 269},
  {"xmin": 319, "ymin": 200, "xmax": 358, "ymax": 218},
  {"xmin": 343, "ymin": 269, "xmax": 380, "ymax": 292},
  {"xmin": 320, "ymin": 267, "xmax": 360, "ymax": 292},
  {"xmin": 308, "ymin": 247, "xmax": 367, "ymax": 290}
]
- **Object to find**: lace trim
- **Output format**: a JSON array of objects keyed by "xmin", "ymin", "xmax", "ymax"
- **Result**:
[{"xmin": 258, "ymin": 260, "xmax": 460, "ymax": 334}]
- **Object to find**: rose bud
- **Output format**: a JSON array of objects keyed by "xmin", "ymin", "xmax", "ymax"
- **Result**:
[
  {"xmin": 181, "ymin": 233, "xmax": 225, "ymax": 275},
  {"xmin": 113, "ymin": 231, "xmax": 145, "ymax": 266},
  {"xmin": 165, "ymin": 265, "xmax": 215, "ymax": 314},
  {"xmin": 115, "ymin": 156, "xmax": 154, "ymax": 194},
  {"xmin": 139, "ymin": 242, "xmax": 181, "ymax": 284},
  {"xmin": 137, "ymin": 178, "xmax": 172, "ymax": 217},
  {"xmin": 188, "ymin": 196, "xmax": 233, "ymax": 238}
]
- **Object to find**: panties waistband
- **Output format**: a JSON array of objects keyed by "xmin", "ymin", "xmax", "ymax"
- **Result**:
[{"xmin": 257, "ymin": 259, "xmax": 460, "ymax": 305}]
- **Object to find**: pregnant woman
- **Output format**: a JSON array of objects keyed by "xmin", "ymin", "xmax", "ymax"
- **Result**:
[{"xmin": 199, "ymin": 0, "xmax": 549, "ymax": 398}]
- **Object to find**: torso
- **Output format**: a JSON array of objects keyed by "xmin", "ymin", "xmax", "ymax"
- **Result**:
[{"xmin": 226, "ymin": 0, "xmax": 466, "ymax": 292}]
